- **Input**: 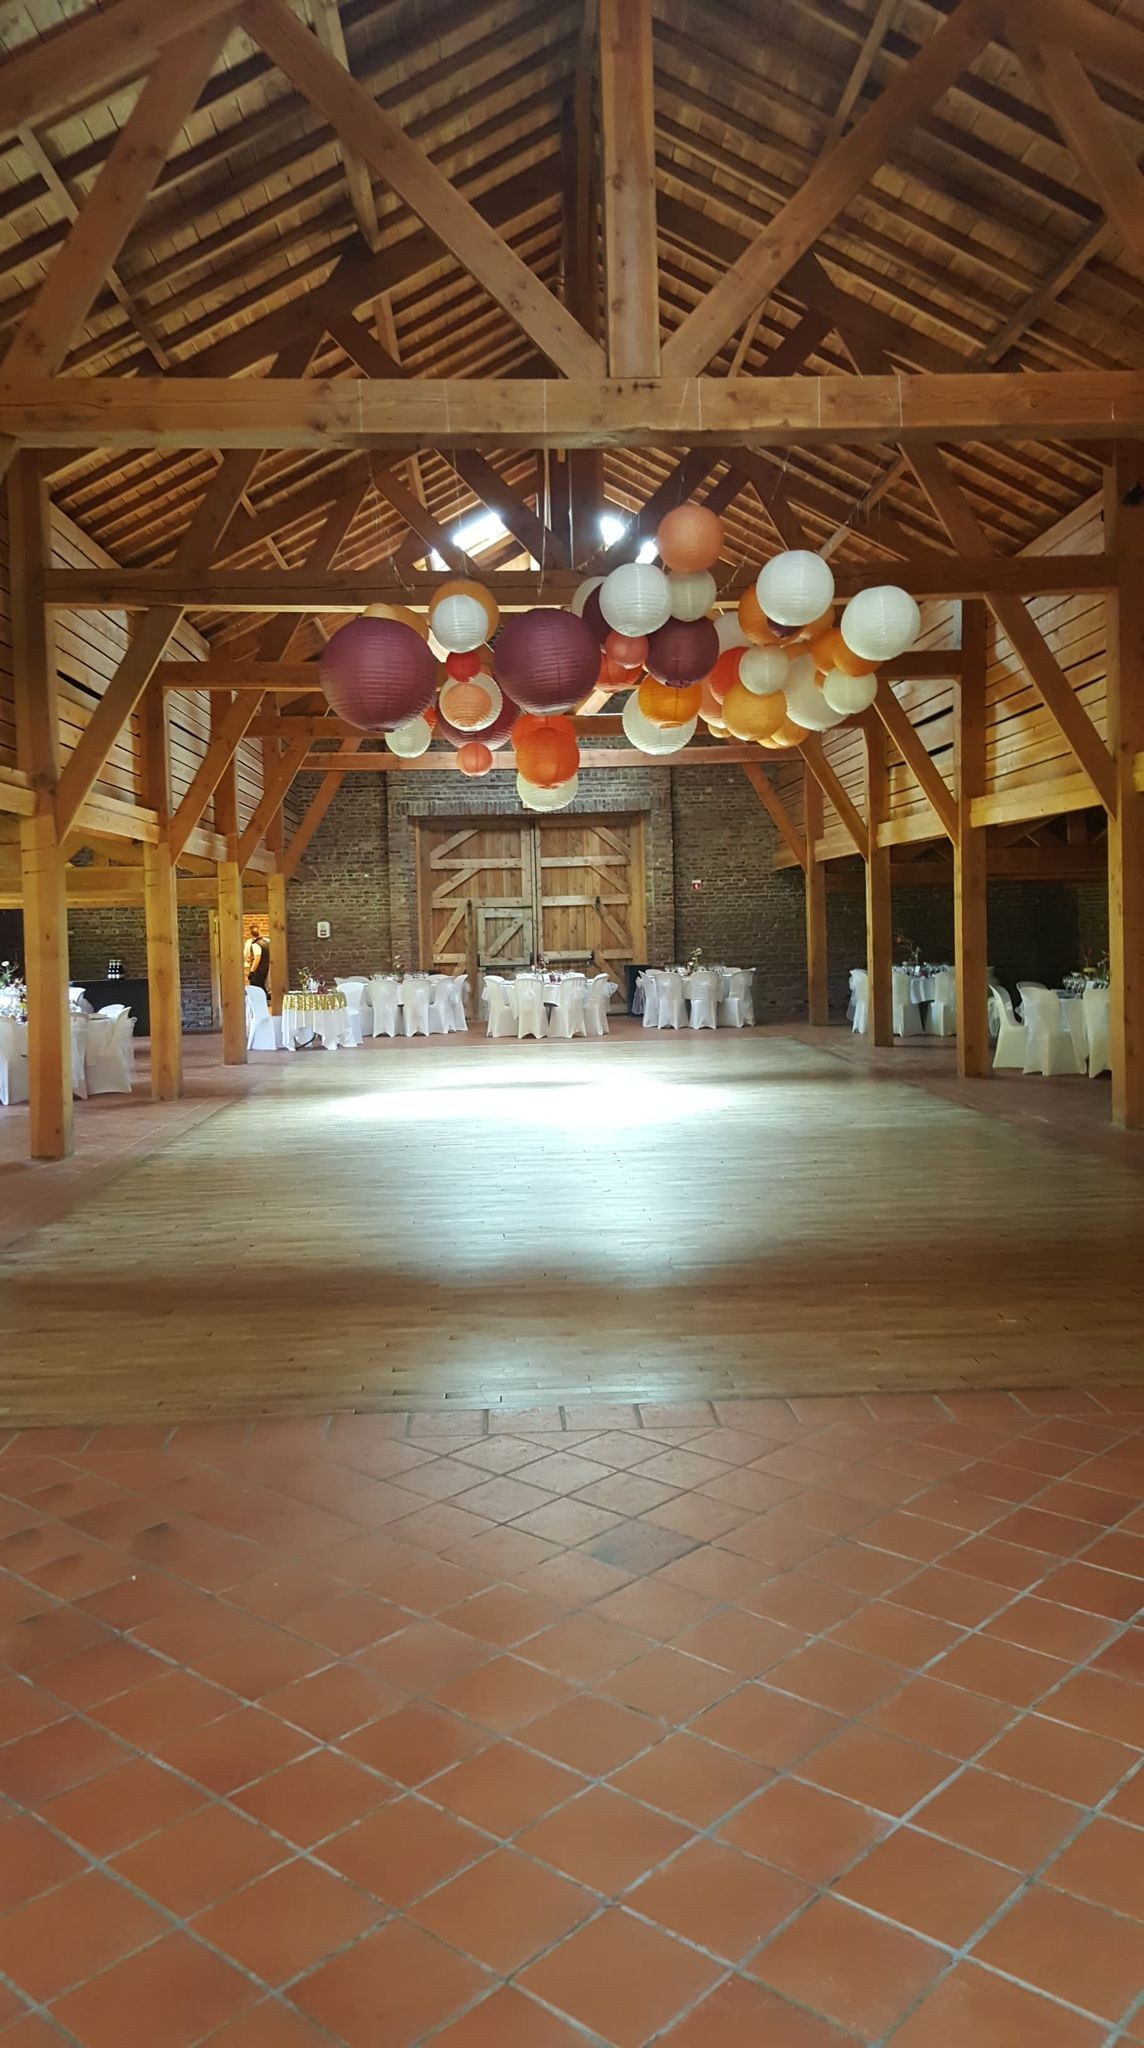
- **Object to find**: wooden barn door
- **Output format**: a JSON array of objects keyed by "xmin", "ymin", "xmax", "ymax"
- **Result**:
[{"xmin": 417, "ymin": 815, "xmax": 646, "ymax": 990}]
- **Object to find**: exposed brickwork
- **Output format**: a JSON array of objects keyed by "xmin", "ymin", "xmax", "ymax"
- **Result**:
[
  {"xmin": 671, "ymin": 764, "xmax": 805, "ymax": 1018},
  {"xmin": 283, "ymin": 773, "xmax": 391, "ymax": 977},
  {"xmin": 65, "ymin": 907, "xmax": 215, "ymax": 1032}
]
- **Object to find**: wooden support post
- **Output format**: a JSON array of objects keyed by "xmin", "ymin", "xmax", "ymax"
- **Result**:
[
  {"xmin": 1106, "ymin": 447, "xmax": 1144, "ymax": 1128},
  {"xmin": 266, "ymin": 869, "xmax": 289, "ymax": 1018},
  {"xmin": 598, "ymin": 0, "xmax": 659, "ymax": 378},
  {"xmin": 9, "ymin": 451, "xmax": 71, "ymax": 1157},
  {"xmin": 217, "ymin": 859, "xmax": 247, "ymax": 1066},
  {"xmin": 804, "ymin": 764, "xmax": 828, "ymax": 1025},
  {"xmin": 138, "ymin": 677, "xmax": 182, "ymax": 1101},
  {"xmin": 954, "ymin": 601, "xmax": 989, "ymax": 1078},
  {"xmin": 863, "ymin": 717, "xmax": 893, "ymax": 1046}
]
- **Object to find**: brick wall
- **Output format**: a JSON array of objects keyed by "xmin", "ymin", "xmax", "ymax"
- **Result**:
[
  {"xmin": 671, "ymin": 764, "xmax": 805, "ymax": 1019},
  {"xmin": 283, "ymin": 773, "xmax": 391, "ymax": 977},
  {"xmin": 65, "ymin": 907, "xmax": 215, "ymax": 1031}
]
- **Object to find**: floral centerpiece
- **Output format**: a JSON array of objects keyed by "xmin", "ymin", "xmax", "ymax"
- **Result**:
[
  {"xmin": 0, "ymin": 960, "xmax": 26, "ymax": 1019},
  {"xmin": 686, "ymin": 946, "xmax": 703, "ymax": 974},
  {"xmin": 1064, "ymin": 952, "xmax": 1110, "ymax": 994},
  {"xmin": 297, "ymin": 967, "xmax": 337, "ymax": 995}
]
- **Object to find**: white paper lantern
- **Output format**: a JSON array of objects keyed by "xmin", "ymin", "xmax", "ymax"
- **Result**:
[
  {"xmin": 840, "ymin": 585, "xmax": 921, "ymax": 663},
  {"xmin": 518, "ymin": 771, "xmax": 578, "ymax": 811},
  {"xmin": 430, "ymin": 590, "xmax": 489, "ymax": 653},
  {"xmin": 668, "ymin": 569, "xmax": 717, "ymax": 622},
  {"xmin": 438, "ymin": 672, "xmax": 503, "ymax": 731},
  {"xmin": 599, "ymin": 562, "xmax": 672, "ymax": 637},
  {"xmin": 385, "ymin": 714, "xmax": 433, "ymax": 758},
  {"xmin": 739, "ymin": 646, "xmax": 791, "ymax": 696},
  {"xmin": 714, "ymin": 611, "xmax": 751, "ymax": 654},
  {"xmin": 756, "ymin": 550, "xmax": 835, "ymax": 628},
  {"xmin": 621, "ymin": 692, "xmax": 697, "ymax": 754},
  {"xmin": 784, "ymin": 662, "xmax": 845, "ymax": 732},
  {"xmin": 822, "ymin": 667, "xmax": 879, "ymax": 716},
  {"xmin": 571, "ymin": 576, "xmax": 603, "ymax": 617}
]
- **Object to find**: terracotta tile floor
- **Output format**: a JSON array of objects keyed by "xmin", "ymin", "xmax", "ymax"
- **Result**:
[{"xmin": 0, "ymin": 1389, "xmax": 1141, "ymax": 2047}]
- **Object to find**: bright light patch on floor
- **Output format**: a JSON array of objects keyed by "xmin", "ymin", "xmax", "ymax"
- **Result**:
[{"xmin": 327, "ymin": 1073, "xmax": 734, "ymax": 1129}]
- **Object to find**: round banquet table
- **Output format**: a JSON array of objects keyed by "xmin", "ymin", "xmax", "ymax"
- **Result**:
[{"xmin": 281, "ymin": 989, "xmax": 354, "ymax": 1049}]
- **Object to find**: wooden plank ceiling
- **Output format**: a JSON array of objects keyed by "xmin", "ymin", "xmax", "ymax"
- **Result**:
[{"xmin": 1, "ymin": 0, "xmax": 1141, "ymax": 661}]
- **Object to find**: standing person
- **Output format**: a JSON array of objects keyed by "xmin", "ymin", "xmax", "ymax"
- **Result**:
[{"xmin": 244, "ymin": 926, "xmax": 270, "ymax": 990}]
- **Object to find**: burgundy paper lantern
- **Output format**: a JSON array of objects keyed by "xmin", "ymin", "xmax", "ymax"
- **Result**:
[
  {"xmin": 644, "ymin": 615, "xmax": 719, "ymax": 686},
  {"xmin": 493, "ymin": 608, "xmax": 600, "ymax": 713},
  {"xmin": 435, "ymin": 691, "xmax": 519, "ymax": 751},
  {"xmin": 320, "ymin": 618, "xmax": 437, "ymax": 731}
]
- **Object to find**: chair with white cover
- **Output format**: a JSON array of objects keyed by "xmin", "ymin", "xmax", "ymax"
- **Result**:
[
  {"xmin": 445, "ymin": 974, "xmax": 469, "ymax": 1032},
  {"xmin": 849, "ymin": 969, "xmax": 869, "ymax": 1036},
  {"xmin": 990, "ymin": 983, "xmax": 1026, "ymax": 1068},
  {"xmin": 549, "ymin": 976, "xmax": 587, "ymax": 1039},
  {"xmin": 686, "ymin": 969, "xmax": 720, "ymax": 1030},
  {"xmin": 69, "ymin": 986, "xmax": 88, "ymax": 1011},
  {"xmin": 651, "ymin": 970, "xmax": 686, "ymax": 1029},
  {"xmin": 1083, "ymin": 985, "xmax": 1111, "ymax": 1078},
  {"xmin": 637, "ymin": 970, "xmax": 659, "ymax": 1029},
  {"xmin": 98, "ymin": 1002, "xmax": 130, "ymax": 1020},
  {"xmin": 428, "ymin": 974, "xmax": 468, "ymax": 1034},
  {"xmin": 85, "ymin": 1012, "xmax": 136, "ymax": 1094},
  {"xmin": 892, "ymin": 967, "xmax": 924, "ymax": 1036},
  {"xmin": 70, "ymin": 1014, "xmax": 88, "ymax": 1099},
  {"xmin": 1019, "ymin": 984, "xmax": 1085, "ymax": 1077},
  {"xmin": 245, "ymin": 985, "xmax": 281, "ymax": 1051},
  {"xmin": 584, "ymin": 975, "xmax": 615, "ymax": 1037},
  {"xmin": 484, "ymin": 976, "xmax": 516, "ymax": 1039},
  {"xmin": 925, "ymin": 968, "xmax": 957, "ymax": 1037},
  {"xmin": 335, "ymin": 978, "xmax": 370, "ymax": 1045},
  {"xmin": 401, "ymin": 975, "xmax": 431, "ymax": 1036},
  {"xmin": 719, "ymin": 968, "xmax": 754, "ymax": 1028},
  {"xmin": 515, "ymin": 978, "xmax": 549, "ymax": 1040},
  {"xmin": 0, "ymin": 1019, "xmax": 28, "ymax": 1106},
  {"xmin": 368, "ymin": 975, "xmax": 400, "ymax": 1038}
]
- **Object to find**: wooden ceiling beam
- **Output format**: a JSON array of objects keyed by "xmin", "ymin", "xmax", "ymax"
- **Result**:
[
  {"xmin": 661, "ymin": 0, "xmax": 1002, "ymax": 377},
  {"xmin": 306, "ymin": 0, "xmax": 379, "ymax": 250},
  {"xmin": 1029, "ymin": 0, "xmax": 1144, "ymax": 97},
  {"xmin": 242, "ymin": 0, "xmax": 604, "ymax": 380},
  {"xmin": 598, "ymin": 0, "xmax": 659, "ymax": 378},
  {"xmin": 1012, "ymin": 33, "xmax": 1144, "ymax": 273},
  {"xmin": 0, "ymin": 0, "xmax": 239, "ymax": 146}
]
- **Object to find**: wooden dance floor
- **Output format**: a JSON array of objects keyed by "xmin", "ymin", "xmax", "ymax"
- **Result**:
[{"xmin": 1, "ymin": 1028, "xmax": 1142, "ymax": 1426}]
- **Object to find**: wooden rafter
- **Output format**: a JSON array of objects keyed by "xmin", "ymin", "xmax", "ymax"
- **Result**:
[
  {"xmin": 799, "ymin": 735, "xmax": 868, "ymax": 855},
  {"xmin": 1012, "ymin": 32, "xmax": 1144, "ymax": 271},
  {"xmin": 0, "ymin": 0, "xmax": 238, "ymax": 145},
  {"xmin": 306, "ymin": 0, "xmax": 379, "ymax": 250},
  {"xmin": 870, "ymin": 681, "xmax": 956, "ymax": 840}
]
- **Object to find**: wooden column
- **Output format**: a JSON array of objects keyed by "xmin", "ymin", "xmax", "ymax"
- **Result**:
[
  {"xmin": 804, "ymin": 762, "xmax": 828, "ymax": 1024},
  {"xmin": 213, "ymin": 693, "xmax": 247, "ymax": 1065},
  {"xmin": 266, "ymin": 869, "xmax": 289, "ymax": 1016},
  {"xmin": 954, "ymin": 601, "xmax": 989, "ymax": 1077},
  {"xmin": 1106, "ymin": 446, "xmax": 1144, "ymax": 1127},
  {"xmin": 863, "ymin": 716, "xmax": 893, "ymax": 1045},
  {"xmin": 9, "ymin": 451, "xmax": 72, "ymax": 1157},
  {"xmin": 598, "ymin": 0, "xmax": 660, "ymax": 378},
  {"xmin": 139, "ymin": 678, "xmax": 182, "ymax": 1099}
]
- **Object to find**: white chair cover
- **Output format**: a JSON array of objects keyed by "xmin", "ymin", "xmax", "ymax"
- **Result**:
[
  {"xmin": 86, "ymin": 1012, "xmax": 136, "ymax": 1095},
  {"xmin": 0, "ymin": 1018, "xmax": 28, "ymax": 1106},
  {"xmin": 97, "ymin": 1002, "xmax": 130, "ymax": 1020},
  {"xmin": 245, "ymin": 985, "xmax": 281, "ymax": 1051},
  {"xmin": 1019, "ymin": 984, "xmax": 1085, "ymax": 1076},
  {"xmin": 447, "ymin": 975, "xmax": 469, "ymax": 1032},
  {"xmin": 402, "ymin": 975, "xmax": 431, "ymax": 1036},
  {"xmin": 584, "ymin": 975, "xmax": 614, "ymax": 1037},
  {"xmin": 1083, "ymin": 985, "xmax": 1111, "ymax": 1078},
  {"xmin": 685, "ymin": 969, "xmax": 720, "ymax": 1030},
  {"xmin": 637, "ymin": 970, "xmax": 659, "ymax": 1028},
  {"xmin": 68, "ymin": 986, "xmax": 87, "ymax": 1011},
  {"xmin": 428, "ymin": 974, "xmax": 467, "ymax": 1033},
  {"xmin": 892, "ymin": 967, "xmax": 924, "ymax": 1036},
  {"xmin": 484, "ymin": 976, "xmax": 516, "ymax": 1039},
  {"xmin": 650, "ymin": 970, "xmax": 686, "ymax": 1029},
  {"xmin": 70, "ymin": 1014, "xmax": 88, "ymax": 1100},
  {"xmin": 925, "ymin": 968, "xmax": 957, "ymax": 1037},
  {"xmin": 719, "ymin": 968, "xmax": 754, "ymax": 1028},
  {"xmin": 990, "ymin": 982, "xmax": 1026, "ymax": 1069},
  {"xmin": 335, "ymin": 978, "xmax": 370, "ymax": 1045},
  {"xmin": 1059, "ymin": 995, "xmax": 1089, "ymax": 1072},
  {"xmin": 515, "ymin": 978, "xmax": 548, "ymax": 1040},
  {"xmin": 849, "ymin": 968, "xmax": 869, "ymax": 1036},
  {"xmin": 368, "ymin": 975, "xmax": 401, "ymax": 1037},
  {"xmin": 548, "ymin": 976, "xmax": 587, "ymax": 1039}
]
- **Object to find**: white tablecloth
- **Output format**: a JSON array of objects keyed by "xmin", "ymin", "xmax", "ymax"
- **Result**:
[{"xmin": 281, "ymin": 994, "xmax": 354, "ymax": 1049}]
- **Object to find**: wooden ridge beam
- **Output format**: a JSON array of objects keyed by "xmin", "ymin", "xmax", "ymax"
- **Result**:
[
  {"xmin": 4, "ymin": 371, "xmax": 1140, "ymax": 451},
  {"xmin": 661, "ymin": 0, "xmax": 1001, "ymax": 375},
  {"xmin": 242, "ymin": 0, "xmax": 604, "ymax": 380},
  {"xmin": 43, "ymin": 555, "xmax": 1114, "ymax": 612},
  {"xmin": 0, "ymin": 0, "xmax": 239, "ymax": 146}
]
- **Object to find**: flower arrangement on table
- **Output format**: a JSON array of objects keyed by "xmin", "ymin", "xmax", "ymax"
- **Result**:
[
  {"xmin": 1064, "ymin": 953, "xmax": 1110, "ymax": 994},
  {"xmin": 685, "ymin": 947, "xmax": 704, "ymax": 975},
  {"xmin": 0, "ymin": 960, "xmax": 26, "ymax": 1019},
  {"xmin": 297, "ymin": 967, "xmax": 337, "ymax": 995}
]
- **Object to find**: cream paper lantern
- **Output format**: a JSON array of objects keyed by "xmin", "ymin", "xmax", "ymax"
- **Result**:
[
  {"xmin": 518, "ymin": 771, "xmax": 579, "ymax": 811},
  {"xmin": 621, "ymin": 691, "xmax": 697, "ymax": 755},
  {"xmin": 783, "ymin": 654, "xmax": 845, "ymax": 732},
  {"xmin": 438, "ymin": 672, "xmax": 503, "ymax": 732},
  {"xmin": 385, "ymin": 714, "xmax": 433, "ymax": 758},
  {"xmin": 756, "ymin": 550, "xmax": 835, "ymax": 628},
  {"xmin": 822, "ymin": 667, "xmax": 879, "ymax": 716},
  {"xmin": 714, "ymin": 611, "xmax": 751, "ymax": 654},
  {"xmin": 739, "ymin": 645, "xmax": 791, "ymax": 696},
  {"xmin": 430, "ymin": 589, "xmax": 491, "ymax": 653},
  {"xmin": 599, "ymin": 562, "xmax": 672, "ymax": 637},
  {"xmin": 571, "ymin": 576, "xmax": 603, "ymax": 617},
  {"xmin": 840, "ymin": 585, "xmax": 921, "ymax": 663},
  {"xmin": 667, "ymin": 569, "xmax": 717, "ymax": 622}
]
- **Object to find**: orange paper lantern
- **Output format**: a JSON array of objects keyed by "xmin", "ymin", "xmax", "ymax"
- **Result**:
[
  {"xmin": 737, "ymin": 586, "xmax": 781, "ymax": 647},
  {"xmin": 457, "ymin": 741, "xmax": 494, "ymax": 777},
  {"xmin": 721, "ymin": 680, "xmax": 787, "ymax": 742},
  {"xmin": 512, "ymin": 713, "xmax": 579, "ymax": 788},
  {"xmin": 365, "ymin": 601, "xmax": 430, "ymax": 641},
  {"xmin": 637, "ymin": 677, "xmax": 702, "ymax": 728},
  {"xmin": 708, "ymin": 647, "xmax": 744, "ymax": 703},
  {"xmin": 656, "ymin": 501, "xmax": 723, "ymax": 573},
  {"xmin": 809, "ymin": 627, "xmax": 872, "ymax": 678}
]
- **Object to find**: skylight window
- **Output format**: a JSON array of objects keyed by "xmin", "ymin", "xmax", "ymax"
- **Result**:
[{"xmin": 429, "ymin": 510, "xmax": 508, "ymax": 571}]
